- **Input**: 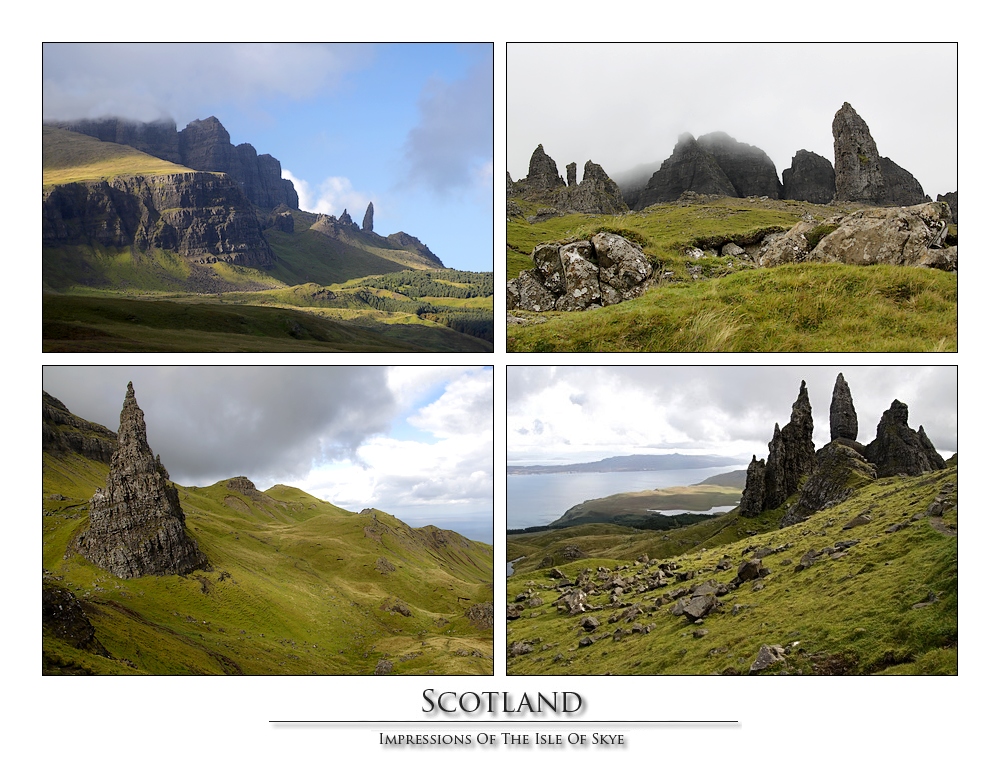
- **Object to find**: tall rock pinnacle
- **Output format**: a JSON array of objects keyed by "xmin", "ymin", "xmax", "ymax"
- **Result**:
[
  {"xmin": 363, "ymin": 202, "xmax": 374, "ymax": 232},
  {"xmin": 77, "ymin": 382, "xmax": 207, "ymax": 579},
  {"xmin": 830, "ymin": 373, "xmax": 859, "ymax": 442}
]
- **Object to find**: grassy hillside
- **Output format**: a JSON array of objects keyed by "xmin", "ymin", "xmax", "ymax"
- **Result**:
[
  {"xmin": 43, "ymin": 126, "xmax": 194, "ymax": 186},
  {"xmin": 42, "ymin": 129, "xmax": 494, "ymax": 352},
  {"xmin": 548, "ymin": 484, "xmax": 742, "ymax": 528},
  {"xmin": 506, "ymin": 198, "xmax": 957, "ymax": 352},
  {"xmin": 507, "ymin": 465, "xmax": 957, "ymax": 675},
  {"xmin": 43, "ymin": 451, "xmax": 493, "ymax": 676}
]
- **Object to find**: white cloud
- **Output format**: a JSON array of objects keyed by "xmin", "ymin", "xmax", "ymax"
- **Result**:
[{"xmin": 282, "ymin": 169, "xmax": 375, "ymax": 220}]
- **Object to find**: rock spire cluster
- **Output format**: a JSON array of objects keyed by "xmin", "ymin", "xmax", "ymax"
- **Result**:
[
  {"xmin": 77, "ymin": 382, "xmax": 207, "ymax": 579},
  {"xmin": 508, "ymin": 145, "xmax": 627, "ymax": 215},
  {"xmin": 739, "ymin": 375, "xmax": 948, "ymax": 525}
]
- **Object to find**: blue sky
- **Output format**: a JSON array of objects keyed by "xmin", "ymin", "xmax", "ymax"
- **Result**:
[
  {"xmin": 43, "ymin": 366, "xmax": 495, "ymax": 544},
  {"xmin": 43, "ymin": 43, "xmax": 493, "ymax": 271}
]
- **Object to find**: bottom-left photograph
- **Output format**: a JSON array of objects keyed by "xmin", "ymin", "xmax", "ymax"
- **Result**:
[{"xmin": 42, "ymin": 365, "xmax": 494, "ymax": 675}]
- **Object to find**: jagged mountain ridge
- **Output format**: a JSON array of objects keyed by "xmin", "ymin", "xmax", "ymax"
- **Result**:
[{"xmin": 42, "ymin": 390, "xmax": 493, "ymax": 675}]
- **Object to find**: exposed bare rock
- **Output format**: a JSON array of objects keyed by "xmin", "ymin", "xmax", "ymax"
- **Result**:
[
  {"xmin": 760, "ymin": 202, "xmax": 955, "ymax": 271},
  {"xmin": 635, "ymin": 133, "xmax": 737, "ymax": 208},
  {"xmin": 864, "ymin": 399, "xmax": 947, "ymax": 477},
  {"xmin": 43, "ymin": 582, "xmax": 110, "ymax": 657},
  {"xmin": 782, "ymin": 149, "xmax": 835, "ymax": 204},
  {"xmin": 76, "ymin": 382, "xmax": 207, "ymax": 579},
  {"xmin": 43, "ymin": 391, "xmax": 117, "ymax": 464},
  {"xmin": 521, "ymin": 144, "xmax": 566, "ymax": 191},
  {"xmin": 696, "ymin": 131, "xmax": 782, "ymax": 199},
  {"xmin": 566, "ymin": 162, "xmax": 577, "ymax": 187},
  {"xmin": 739, "ymin": 455, "xmax": 766, "ymax": 517},
  {"xmin": 832, "ymin": 102, "xmax": 927, "ymax": 206},
  {"xmin": 763, "ymin": 381, "xmax": 815, "ymax": 511},
  {"xmin": 830, "ymin": 373, "xmax": 858, "ymax": 442},
  {"xmin": 363, "ymin": 201, "xmax": 374, "ymax": 232},
  {"xmin": 781, "ymin": 441, "xmax": 877, "ymax": 527},
  {"xmin": 48, "ymin": 117, "xmax": 183, "ymax": 163},
  {"xmin": 553, "ymin": 160, "xmax": 628, "ymax": 214},
  {"xmin": 937, "ymin": 191, "xmax": 958, "ymax": 223},
  {"xmin": 506, "ymin": 232, "xmax": 653, "ymax": 311}
]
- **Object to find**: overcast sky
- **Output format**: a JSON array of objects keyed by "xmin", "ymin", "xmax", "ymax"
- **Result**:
[
  {"xmin": 508, "ymin": 43, "xmax": 957, "ymax": 198},
  {"xmin": 43, "ymin": 366, "xmax": 494, "ymax": 544},
  {"xmin": 507, "ymin": 366, "xmax": 957, "ymax": 467},
  {"xmin": 43, "ymin": 43, "xmax": 493, "ymax": 272}
]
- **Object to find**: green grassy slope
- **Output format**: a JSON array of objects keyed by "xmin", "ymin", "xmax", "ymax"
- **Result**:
[
  {"xmin": 506, "ymin": 466, "xmax": 957, "ymax": 675},
  {"xmin": 43, "ymin": 126, "xmax": 193, "ymax": 186},
  {"xmin": 549, "ymin": 484, "xmax": 742, "ymax": 527},
  {"xmin": 43, "ymin": 452, "xmax": 493, "ymax": 676},
  {"xmin": 506, "ymin": 198, "xmax": 957, "ymax": 352}
]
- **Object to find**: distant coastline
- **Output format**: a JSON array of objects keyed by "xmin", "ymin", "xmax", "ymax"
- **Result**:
[{"xmin": 507, "ymin": 453, "xmax": 744, "ymax": 476}]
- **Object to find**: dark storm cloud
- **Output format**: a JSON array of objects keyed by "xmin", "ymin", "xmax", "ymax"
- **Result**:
[
  {"xmin": 42, "ymin": 366, "xmax": 397, "ymax": 486},
  {"xmin": 400, "ymin": 49, "xmax": 492, "ymax": 195},
  {"xmin": 43, "ymin": 43, "xmax": 373, "ymax": 124}
]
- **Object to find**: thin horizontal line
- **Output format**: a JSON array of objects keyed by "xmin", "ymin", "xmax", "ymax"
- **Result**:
[{"xmin": 270, "ymin": 720, "xmax": 739, "ymax": 724}]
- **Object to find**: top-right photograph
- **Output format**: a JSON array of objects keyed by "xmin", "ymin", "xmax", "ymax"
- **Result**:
[{"xmin": 506, "ymin": 43, "xmax": 957, "ymax": 353}]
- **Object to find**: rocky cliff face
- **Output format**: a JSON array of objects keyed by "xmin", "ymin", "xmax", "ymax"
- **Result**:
[
  {"xmin": 782, "ymin": 150, "xmax": 835, "ymax": 204},
  {"xmin": 53, "ymin": 116, "xmax": 298, "ymax": 210},
  {"xmin": 43, "ymin": 391, "xmax": 118, "ymax": 464},
  {"xmin": 521, "ymin": 144, "xmax": 566, "ymax": 191},
  {"xmin": 864, "ymin": 399, "xmax": 947, "ymax": 477},
  {"xmin": 178, "ymin": 117, "xmax": 298, "ymax": 209},
  {"xmin": 363, "ymin": 202, "xmax": 375, "ymax": 232},
  {"xmin": 832, "ymin": 102, "xmax": 927, "ymax": 206},
  {"xmin": 634, "ymin": 132, "xmax": 783, "ymax": 209},
  {"xmin": 76, "ymin": 382, "xmax": 207, "ymax": 579},
  {"xmin": 510, "ymin": 146, "xmax": 626, "ymax": 215},
  {"xmin": 43, "ymin": 172, "xmax": 276, "ymax": 267},
  {"xmin": 781, "ymin": 441, "xmax": 877, "ymax": 527},
  {"xmin": 937, "ymin": 191, "xmax": 958, "ymax": 224}
]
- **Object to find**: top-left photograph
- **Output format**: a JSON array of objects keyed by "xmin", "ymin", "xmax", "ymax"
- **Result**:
[{"xmin": 42, "ymin": 42, "xmax": 494, "ymax": 353}]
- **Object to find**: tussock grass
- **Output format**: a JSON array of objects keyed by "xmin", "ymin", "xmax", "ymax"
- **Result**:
[{"xmin": 507, "ymin": 467, "xmax": 957, "ymax": 675}]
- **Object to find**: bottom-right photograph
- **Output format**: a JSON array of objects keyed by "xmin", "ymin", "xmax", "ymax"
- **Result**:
[{"xmin": 506, "ymin": 366, "xmax": 957, "ymax": 675}]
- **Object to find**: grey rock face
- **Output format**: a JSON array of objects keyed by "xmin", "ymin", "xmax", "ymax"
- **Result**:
[
  {"xmin": 762, "ymin": 381, "xmax": 816, "ymax": 511},
  {"xmin": 363, "ymin": 202, "xmax": 374, "ymax": 231},
  {"xmin": 42, "ymin": 172, "xmax": 277, "ymax": 268},
  {"xmin": 760, "ymin": 201, "xmax": 955, "ymax": 271},
  {"xmin": 49, "ymin": 117, "xmax": 183, "ymax": 163},
  {"xmin": 43, "ymin": 391, "xmax": 117, "ymax": 464},
  {"xmin": 553, "ymin": 160, "xmax": 628, "ymax": 214},
  {"xmin": 566, "ymin": 162, "xmax": 577, "ymax": 187},
  {"xmin": 739, "ymin": 455, "xmax": 766, "ymax": 517},
  {"xmin": 782, "ymin": 150, "xmax": 835, "ymax": 204},
  {"xmin": 506, "ymin": 232, "xmax": 653, "ymax": 311},
  {"xmin": 864, "ymin": 399, "xmax": 947, "ymax": 477},
  {"xmin": 832, "ymin": 102, "xmax": 926, "ymax": 206},
  {"xmin": 178, "ymin": 116, "xmax": 298, "ymax": 209},
  {"xmin": 781, "ymin": 441, "xmax": 877, "ymax": 527},
  {"xmin": 937, "ymin": 191, "xmax": 958, "ymax": 223},
  {"xmin": 696, "ymin": 132, "xmax": 782, "ymax": 199},
  {"xmin": 635, "ymin": 133, "xmax": 737, "ymax": 208},
  {"xmin": 522, "ymin": 144, "xmax": 566, "ymax": 191},
  {"xmin": 830, "ymin": 373, "xmax": 858, "ymax": 442},
  {"xmin": 77, "ymin": 382, "xmax": 207, "ymax": 579}
]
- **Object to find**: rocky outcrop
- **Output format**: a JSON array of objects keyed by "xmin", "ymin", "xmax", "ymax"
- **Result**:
[
  {"xmin": 42, "ymin": 172, "xmax": 277, "ymax": 267},
  {"xmin": 864, "ymin": 399, "xmax": 947, "ymax": 478},
  {"xmin": 566, "ymin": 162, "xmax": 577, "ymax": 187},
  {"xmin": 830, "ymin": 373, "xmax": 858, "ymax": 442},
  {"xmin": 42, "ymin": 581, "xmax": 110, "ymax": 657},
  {"xmin": 739, "ymin": 455, "xmax": 766, "ymax": 517},
  {"xmin": 763, "ymin": 381, "xmax": 816, "ymax": 511},
  {"xmin": 506, "ymin": 232, "xmax": 653, "ymax": 311},
  {"xmin": 759, "ymin": 201, "xmax": 955, "ymax": 271},
  {"xmin": 937, "ymin": 192, "xmax": 958, "ymax": 223},
  {"xmin": 178, "ymin": 117, "xmax": 298, "ymax": 209},
  {"xmin": 43, "ymin": 391, "xmax": 117, "ymax": 464},
  {"xmin": 832, "ymin": 102, "xmax": 927, "ymax": 206},
  {"xmin": 76, "ymin": 382, "xmax": 207, "ymax": 579},
  {"xmin": 385, "ymin": 232, "xmax": 445, "ymax": 268},
  {"xmin": 781, "ymin": 441, "xmax": 877, "ymax": 527},
  {"xmin": 521, "ymin": 144, "xmax": 566, "ymax": 192},
  {"xmin": 267, "ymin": 206, "xmax": 295, "ymax": 233},
  {"xmin": 635, "ymin": 133, "xmax": 737, "ymax": 208},
  {"xmin": 634, "ymin": 132, "xmax": 782, "ymax": 208},
  {"xmin": 697, "ymin": 132, "xmax": 782, "ymax": 199},
  {"xmin": 363, "ymin": 202, "xmax": 374, "ymax": 232},
  {"xmin": 782, "ymin": 150, "xmax": 835, "ymax": 204}
]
